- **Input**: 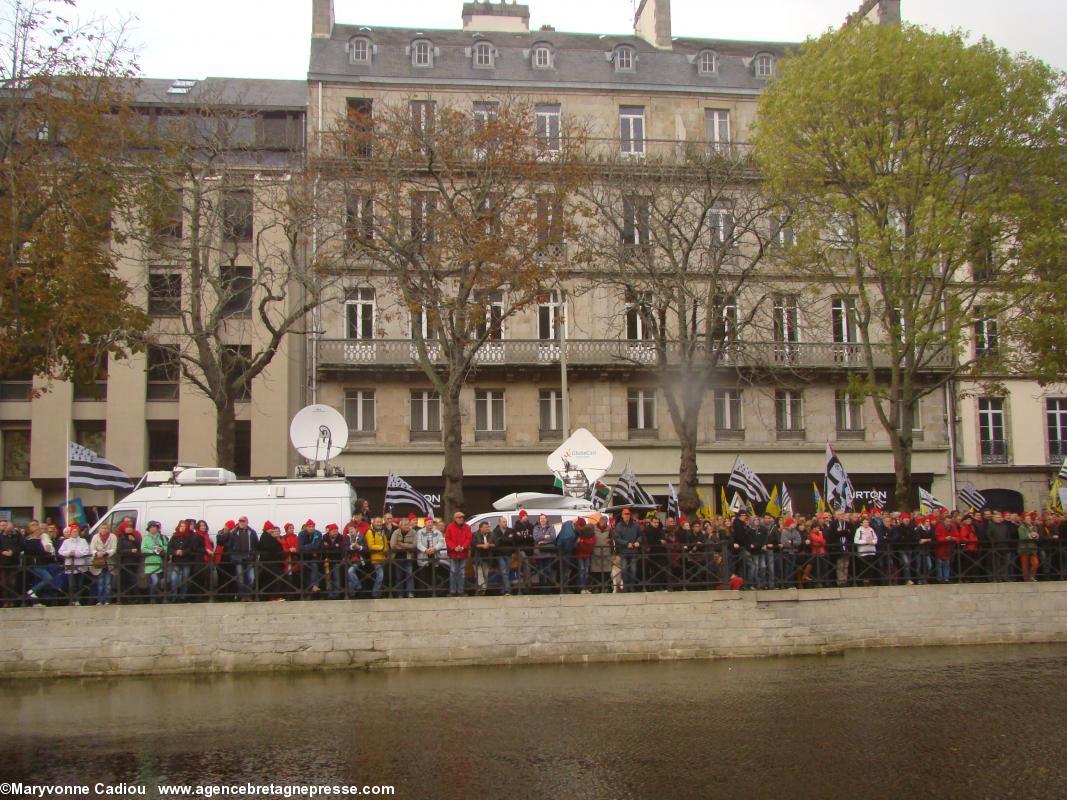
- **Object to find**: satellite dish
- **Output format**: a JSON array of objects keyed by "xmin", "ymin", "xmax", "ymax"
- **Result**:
[{"xmin": 289, "ymin": 404, "xmax": 348, "ymax": 463}]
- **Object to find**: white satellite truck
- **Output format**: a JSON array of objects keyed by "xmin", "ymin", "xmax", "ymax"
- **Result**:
[{"xmin": 87, "ymin": 405, "xmax": 358, "ymax": 538}]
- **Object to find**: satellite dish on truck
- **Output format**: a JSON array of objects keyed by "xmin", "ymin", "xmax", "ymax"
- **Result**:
[{"xmin": 290, "ymin": 405, "xmax": 348, "ymax": 476}]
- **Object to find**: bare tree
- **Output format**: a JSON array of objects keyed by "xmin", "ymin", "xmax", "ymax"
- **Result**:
[{"xmin": 315, "ymin": 96, "xmax": 586, "ymax": 515}]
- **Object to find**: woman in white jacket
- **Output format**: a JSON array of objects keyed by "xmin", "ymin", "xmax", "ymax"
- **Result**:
[
  {"xmin": 88, "ymin": 524, "xmax": 118, "ymax": 605},
  {"xmin": 853, "ymin": 517, "xmax": 879, "ymax": 586},
  {"xmin": 57, "ymin": 525, "xmax": 91, "ymax": 606}
]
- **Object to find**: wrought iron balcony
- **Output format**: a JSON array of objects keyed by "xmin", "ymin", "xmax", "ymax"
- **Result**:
[
  {"xmin": 317, "ymin": 339, "xmax": 956, "ymax": 371},
  {"xmin": 980, "ymin": 439, "xmax": 1009, "ymax": 465}
]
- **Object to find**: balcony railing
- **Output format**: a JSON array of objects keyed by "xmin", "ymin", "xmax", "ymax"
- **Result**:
[
  {"xmin": 980, "ymin": 439, "xmax": 1009, "ymax": 465},
  {"xmin": 317, "ymin": 339, "xmax": 956, "ymax": 371},
  {"xmin": 1049, "ymin": 440, "xmax": 1067, "ymax": 465}
]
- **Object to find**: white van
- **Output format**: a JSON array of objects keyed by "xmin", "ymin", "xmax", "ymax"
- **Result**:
[
  {"xmin": 466, "ymin": 493, "xmax": 608, "ymax": 533},
  {"xmin": 88, "ymin": 467, "xmax": 358, "ymax": 539}
]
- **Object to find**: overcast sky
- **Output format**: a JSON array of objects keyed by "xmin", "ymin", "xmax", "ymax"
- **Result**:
[{"xmin": 71, "ymin": 0, "xmax": 1067, "ymax": 79}]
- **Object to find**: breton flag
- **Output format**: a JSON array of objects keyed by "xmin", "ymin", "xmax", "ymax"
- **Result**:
[
  {"xmin": 68, "ymin": 442, "xmax": 134, "ymax": 491},
  {"xmin": 823, "ymin": 444, "xmax": 855, "ymax": 511},
  {"xmin": 957, "ymin": 482, "xmax": 987, "ymax": 511},
  {"xmin": 812, "ymin": 482, "xmax": 827, "ymax": 514},
  {"xmin": 725, "ymin": 456, "xmax": 770, "ymax": 503},
  {"xmin": 666, "ymin": 482, "xmax": 680, "ymax": 519},
  {"xmin": 919, "ymin": 487, "xmax": 947, "ymax": 514},
  {"xmin": 384, "ymin": 473, "xmax": 435, "ymax": 516},
  {"xmin": 612, "ymin": 465, "xmax": 656, "ymax": 506},
  {"xmin": 780, "ymin": 482, "xmax": 794, "ymax": 517},
  {"xmin": 728, "ymin": 491, "xmax": 745, "ymax": 514},
  {"xmin": 764, "ymin": 485, "xmax": 781, "ymax": 518},
  {"xmin": 1059, "ymin": 460, "xmax": 1067, "ymax": 481}
]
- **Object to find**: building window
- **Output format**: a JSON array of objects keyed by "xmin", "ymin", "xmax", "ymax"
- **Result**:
[
  {"xmin": 153, "ymin": 188, "xmax": 183, "ymax": 240},
  {"xmin": 74, "ymin": 420, "xmax": 106, "ymax": 458},
  {"xmin": 532, "ymin": 45, "xmax": 552, "ymax": 69},
  {"xmin": 537, "ymin": 193, "xmax": 563, "ymax": 250},
  {"xmin": 771, "ymin": 216, "xmax": 795, "ymax": 247},
  {"xmin": 220, "ymin": 265, "xmax": 253, "ymax": 318},
  {"xmin": 538, "ymin": 290, "xmax": 562, "ymax": 341},
  {"xmin": 896, "ymin": 393, "xmax": 922, "ymax": 434},
  {"xmin": 410, "ymin": 390, "xmax": 441, "ymax": 435},
  {"xmin": 409, "ymin": 100, "xmax": 435, "ymax": 137},
  {"xmin": 705, "ymin": 109, "xmax": 730, "ymax": 153},
  {"xmin": 619, "ymin": 106, "xmax": 645, "ymax": 156},
  {"xmin": 614, "ymin": 46, "xmax": 635, "ymax": 72},
  {"xmin": 477, "ymin": 291, "xmax": 505, "ymax": 340},
  {"xmin": 625, "ymin": 292, "xmax": 653, "ymax": 340},
  {"xmin": 344, "ymin": 389, "xmax": 376, "ymax": 435},
  {"xmin": 473, "ymin": 41, "xmax": 494, "ymax": 68},
  {"xmin": 772, "ymin": 294, "xmax": 800, "ymax": 359},
  {"xmin": 345, "ymin": 195, "xmax": 373, "ymax": 248},
  {"xmin": 0, "ymin": 365, "xmax": 32, "ymax": 401},
  {"xmin": 627, "ymin": 388, "xmax": 657, "ymax": 431},
  {"xmin": 411, "ymin": 306, "xmax": 438, "ymax": 340},
  {"xmin": 974, "ymin": 314, "xmax": 999, "ymax": 357},
  {"xmin": 146, "ymin": 344, "xmax": 180, "ymax": 401},
  {"xmin": 698, "ymin": 50, "xmax": 717, "ymax": 75},
  {"xmin": 233, "ymin": 420, "xmax": 251, "ymax": 478},
  {"xmin": 1047, "ymin": 398, "xmax": 1067, "ymax": 462},
  {"xmin": 715, "ymin": 389, "xmax": 743, "ymax": 433},
  {"xmin": 978, "ymin": 397, "xmax": 1007, "ymax": 464},
  {"xmin": 755, "ymin": 53, "xmax": 774, "ymax": 78},
  {"xmin": 346, "ymin": 98, "xmax": 373, "ymax": 158},
  {"xmin": 146, "ymin": 421, "xmax": 178, "ymax": 472},
  {"xmin": 345, "ymin": 287, "xmax": 375, "ymax": 340},
  {"xmin": 222, "ymin": 345, "xmax": 252, "ymax": 402},
  {"xmin": 411, "ymin": 39, "xmax": 433, "ymax": 68},
  {"xmin": 222, "ymin": 189, "xmax": 253, "ymax": 242},
  {"xmin": 708, "ymin": 207, "xmax": 735, "ymax": 249},
  {"xmin": 72, "ymin": 361, "xmax": 108, "ymax": 401},
  {"xmin": 831, "ymin": 298, "xmax": 859, "ymax": 362},
  {"xmin": 147, "ymin": 269, "xmax": 181, "ymax": 316},
  {"xmin": 349, "ymin": 36, "xmax": 371, "ymax": 64},
  {"xmin": 713, "ymin": 295, "xmax": 739, "ymax": 344},
  {"xmin": 539, "ymin": 389, "xmax": 563, "ymax": 434},
  {"xmin": 535, "ymin": 104, "xmax": 561, "ymax": 155},
  {"xmin": 622, "ymin": 195, "xmax": 650, "ymax": 247},
  {"xmin": 775, "ymin": 390, "xmax": 804, "ymax": 435},
  {"xmin": 411, "ymin": 191, "xmax": 437, "ymax": 245},
  {"xmin": 835, "ymin": 392, "xmax": 864, "ymax": 437},
  {"xmin": 0, "ymin": 426, "xmax": 30, "ymax": 479},
  {"xmin": 475, "ymin": 389, "xmax": 505, "ymax": 432}
]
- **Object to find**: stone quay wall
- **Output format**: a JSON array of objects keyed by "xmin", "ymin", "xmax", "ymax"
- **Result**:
[{"xmin": 2, "ymin": 582, "xmax": 1065, "ymax": 677}]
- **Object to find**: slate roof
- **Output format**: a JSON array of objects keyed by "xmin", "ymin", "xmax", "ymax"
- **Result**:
[
  {"xmin": 127, "ymin": 78, "xmax": 307, "ymax": 110},
  {"xmin": 309, "ymin": 24, "xmax": 797, "ymax": 94}
]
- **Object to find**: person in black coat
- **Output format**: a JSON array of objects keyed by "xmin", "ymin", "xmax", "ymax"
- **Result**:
[
  {"xmin": 0, "ymin": 521, "xmax": 22, "ymax": 607},
  {"xmin": 256, "ymin": 522, "xmax": 285, "ymax": 600},
  {"xmin": 828, "ymin": 512, "xmax": 855, "ymax": 587},
  {"xmin": 167, "ymin": 521, "xmax": 204, "ymax": 600}
]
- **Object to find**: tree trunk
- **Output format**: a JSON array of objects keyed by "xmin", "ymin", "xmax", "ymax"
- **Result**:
[
  {"xmin": 890, "ymin": 431, "xmax": 913, "ymax": 511},
  {"xmin": 677, "ymin": 430, "xmax": 700, "ymax": 517},
  {"xmin": 216, "ymin": 399, "xmax": 237, "ymax": 472},
  {"xmin": 440, "ymin": 386, "xmax": 465, "ymax": 519}
]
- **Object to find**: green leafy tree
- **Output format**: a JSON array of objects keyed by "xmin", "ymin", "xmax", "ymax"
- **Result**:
[{"xmin": 753, "ymin": 22, "xmax": 1064, "ymax": 508}]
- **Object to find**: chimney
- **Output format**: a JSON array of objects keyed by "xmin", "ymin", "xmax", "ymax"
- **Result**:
[
  {"xmin": 462, "ymin": 2, "xmax": 531, "ymax": 33},
  {"xmin": 848, "ymin": 0, "xmax": 901, "ymax": 26},
  {"xmin": 312, "ymin": 0, "xmax": 334, "ymax": 39},
  {"xmin": 634, "ymin": 0, "xmax": 672, "ymax": 50}
]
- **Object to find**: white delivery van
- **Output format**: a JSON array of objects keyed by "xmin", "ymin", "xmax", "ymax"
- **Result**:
[
  {"xmin": 467, "ymin": 493, "xmax": 608, "ymax": 533},
  {"xmin": 87, "ymin": 467, "xmax": 358, "ymax": 539}
]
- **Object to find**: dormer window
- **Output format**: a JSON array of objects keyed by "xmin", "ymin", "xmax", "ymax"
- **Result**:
[
  {"xmin": 614, "ymin": 45, "xmax": 636, "ymax": 72},
  {"xmin": 755, "ymin": 52, "xmax": 775, "ymax": 79},
  {"xmin": 532, "ymin": 44, "xmax": 553, "ymax": 70},
  {"xmin": 473, "ymin": 41, "xmax": 495, "ymax": 69},
  {"xmin": 698, "ymin": 50, "xmax": 717, "ymax": 75},
  {"xmin": 349, "ymin": 36, "xmax": 372, "ymax": 64},
  {"xmin": 411, "ymin": 39, "xmax": 434, "ymax": 68}
]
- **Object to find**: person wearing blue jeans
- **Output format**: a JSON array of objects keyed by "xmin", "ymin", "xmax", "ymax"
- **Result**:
[{"xmin": 95, "ymin": 570, "xmax": 113, "ymax": 605}]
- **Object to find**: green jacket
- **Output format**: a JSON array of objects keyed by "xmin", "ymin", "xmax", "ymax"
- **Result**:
[
  {"xmin": 141, "ymin": 531, "xmax": 167, "ymax": 574},
  {"xmin": 1017, "ymin": 524, "xmax": 1038, "ymax": 553}
]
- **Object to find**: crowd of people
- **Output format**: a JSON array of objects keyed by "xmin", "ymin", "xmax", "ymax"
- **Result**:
[{"xmin": 0, "ymin": 505, "xmax": 1063, "ymax": 607}]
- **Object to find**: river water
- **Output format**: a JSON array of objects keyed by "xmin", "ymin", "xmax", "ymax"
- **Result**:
[{"xmin": 1, "ymin": 644, "xmax": 1065, "ymax": 799}]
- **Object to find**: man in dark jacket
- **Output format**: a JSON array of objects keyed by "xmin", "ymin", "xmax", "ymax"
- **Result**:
[
  {"xmin": 167, "ymin": 524, "xmax": 204, "ymax": 600},
  {"xmin": 490, "ymin": 516, "xmax": 515, "ymax": 595},
  {"xmin": 828, "ymin": 511, "xmax": 855, "ymax": 587},
  {"xmin": 614, "ymin": 508, "xmax": 643, "ymax": 592},
  {"xmin": 0, "ymin": 520, "xmax": 22, "ymax": 607},
  {"xmin": 986, "ymin": 511, "xmax": 1012, "ymax": 580},
  {"xmin": 298, "ymin": 519, "xmax": 323, "ymax": 596},
  {"xmin": 227, "ymin": 516, "xmax": 259, "ymax": 601}
]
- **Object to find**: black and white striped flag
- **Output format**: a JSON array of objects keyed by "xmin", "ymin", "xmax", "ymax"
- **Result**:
[
  {"xmin": 957, "ymin": 482, "xmax": 986, "ymax": 511},
  {"xmin": 726, "ymin": 456, "xmax": 770, "ymax": 503},
  {"xmin": 919, "ymin": 487, "xmax": 947, "ymax": 513},
  {"xmin": 384, "ymin": 473, "xmax": 434, "ymax": 516},
  {"xmin": 613, "ymin": 465, "xmax": 656, "ymax": 506},
  {"xmin": 1058, "ymin": 460, "xmax": 1067, "ymax": 481},
  {"xmin": 823, "ymin": 444, "xmax": 855, "ymax": 511},
  {"xmin": 666, "ymin": 482, "xmax": 680, "ymax": 519},
  {"xmin": 68, "ymin": 441, "xmax": 134, "ymax": 491},
  {"xmin": 780, "ymin": 482, "xmax": 794, "ymax": 516}
]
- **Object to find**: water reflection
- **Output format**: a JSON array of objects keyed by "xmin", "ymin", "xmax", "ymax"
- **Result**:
[{"xmin": 1, "ymin": 645, "xmax": 1065, "ymax": 799}]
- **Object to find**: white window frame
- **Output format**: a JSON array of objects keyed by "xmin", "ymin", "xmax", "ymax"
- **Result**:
[
  {"xmin": 476, "ymin": 291, "xmax": 505, "ymax": 341},
  {"xmin": 411, "ymin": 40, "xmax": 433, "ymax": 68},
  {"xmin": 475, "ymin": 389, "xmax": 506, "ymax": 432},
  {"xmin": 411, "ymin": 307, "xmax": 438, "ymax": 340},
  {"xmin": 706, "ymin": 109, "xmax": 730, "ymax": 153},
  {"xmin": 533, "ymin": 45, "xmax": 552, "ymax": 69},
  {"xmin": 773, "ymin": 294, "xmax": 801, "ymax": 344},
  {"xmin": 836, "ymin": 392, "xmax": 864, "ymax": 431},
  {"xmin": 755, "ymin": 53, "xmax": 774, "ymax": 78},
  {"xmin": 627, "ymin": 388, "xmax": 657, "ymax": 430},
  {"xmin": 539, "ymin": 389, "xmax": 563, "ymax": 432},
  {"xmin": 345, "ymin": 287, "xmax": 375, "ymax": 340},
  {"xmin": 410, "ymin": 390, "xmax": 441, "ymax": 433},
  {"xmin": 1046, "ymin": 398, "xmax": 1067, "ymax": 460},
  {"xmin": 698, "ymin": 50, "xmax": 717, "ymax": 75},
  {"xmin": 832, "ymin": 298, "xmax": 859, "ymax": 344},
  {"xmin": 622, "ymin": 195, "xmax": 650, "ymax": 246},
  {"xmin": 716, "ymin": 297, "xmax": 740, "ymax": 343},
  {"xmin": 538, "ymin": 290, "xmax": 562, "ymax": 341},
  {"xmin": 614, "ymin": 46, "xmax": 635, "ymax": 72},
  {"xmin": 625, "ymin": 293, "xmax": 654, "ymax": 341},
  {"xmin": 715, "ymin": 389, "xmax": 743, "ymax": 431},
  {"xmin": 975, "ymin": 316, "xmax": 999, "ymax": 356},
  {"xmin": 473, "ymin": 41, "xmax": 494, "ymax": 69},
  {"xmin": 709, "ymin": 208, "xmax": 734, "ymax": 248},
  {"xmin": 350, "ymin": 37, "xmax": 371, "ymax": 64},
  {"xmin": 775, "ymin": 390, "xmax": 804, "ymax": 432},
  {"xmin": 344, "ymin": 389, "xmax": 376, "ymax": 433},
  {"xmin": 535, "ymin": 104, "xmax": 561, "ymax": 154},
  {"xmin": 619, "ymin": 106, "xmax": 645, "ymax": 156}
]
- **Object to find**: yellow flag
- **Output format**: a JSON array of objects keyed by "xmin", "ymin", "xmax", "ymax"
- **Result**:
[
  {"xmin": 720, "ymin": 486, "xmax": 730, "ymax": 517},
  {"xmin": 765, "ymin": 485, "xmax": 781, "ymax": 518},
  {"xmin": 813, "ymin": 482, "xmax": 827, "ymax": 514},
  {"xmin": 1048, "ymin": 479, "xmax": 1062, "ymax": 512}
]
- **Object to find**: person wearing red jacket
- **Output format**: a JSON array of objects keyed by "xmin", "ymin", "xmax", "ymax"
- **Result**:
[
  {"xmin": 957, "ymin": 514, "xmax": 980, "ymax": 581},
  {"xmin": 933, "ymin": 516, "xmax": 957, "ymax": 583},
  {"xmin": 280, "ymin": 523, "xmax": 301, "ymax": 594},
  {"xmin": 573, "ymin": 517, "xmax": 597, "ymax": 594},
  {"xmin": 444, "ymin": 511, "xmax": 472, "ymax": 596}
]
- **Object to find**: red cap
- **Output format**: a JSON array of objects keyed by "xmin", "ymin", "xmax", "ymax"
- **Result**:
[
  {"xmin": 575, "ymin": 517, "xmax": 586, "ymax": 527},
  {"xmin": 518, "ymin": 510, "xmax": 528, "ymax": 519},
  {"xmin": 784, "ymin": 517, "xmax": 795, "ymax": 527},
  {"xmin": 408, "ymin": 513, "xmax": 417, "ymax": 520},
  {"xmin": 263, "ymin": 520, "xmax": 275, "ymax": 532},
  {"xmin": 284, "ymin": 522, "xmax": 294, "ymax": 531},
  {"xmin": 225, "ymin": 520, "xmax": 236, "ymax": 528},
  {"xmin": 304, "ymin": 519, "xmax": 315, "ymax": 528},
  {"xmin": 326, "ymin": 523, "xmax": 339, "ymax": 532}
]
